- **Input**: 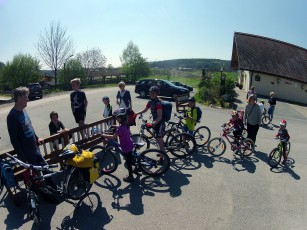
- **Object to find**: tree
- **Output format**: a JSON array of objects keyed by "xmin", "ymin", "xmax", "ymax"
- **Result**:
[
  {"xmin": 36, "ymin": 21, "xmax": 74, "ymax": 87},
  {"xmin": 120, "ymin": 41, "xmax": 150, "ymax": 82},
  {"xmin": 76, "ymin": 47, "xmax": 107, "ymax": 84},
  {"xmin": 1, "ymin": 54, "xmax": 41, "ymax": 89},
  {"xmin": 58, "ymin": 59, "xmax": 86, "ymax": 90}
]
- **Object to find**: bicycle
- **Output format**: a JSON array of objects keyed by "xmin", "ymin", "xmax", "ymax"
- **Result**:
[
  {"xmin": 268, "ymin": 138, "xmax": 291, "ymax": 168},
  {"xmin": 207, "ymin": 123, "xmax": 255, "ymax": 157},
  {"xmin": 131, "ymin": 114, "xmax": 197, "ymax": 158},
  {"xmin": 102, "ymin": 129, "xmax": 170, "ymax": 176},
  {"xmin": 4, "ymin": 145, "xmax": 113, "ymax": 227}
]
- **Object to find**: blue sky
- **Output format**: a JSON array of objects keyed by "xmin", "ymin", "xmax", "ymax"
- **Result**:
[{"xmin": 0, "ymin": 0, "xmax": 306, "ymax": 68}]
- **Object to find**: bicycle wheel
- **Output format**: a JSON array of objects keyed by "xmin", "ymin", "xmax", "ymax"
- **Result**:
[
  {"xmin": 89, "ymin": 145, "xmax": 118, "ymax": 174},
  {"xmin": 167, "ymin": 133, "xmax": 196, "ymax": 158},
  {"xmin": 207, "ymin": 137, "xmax": 227, "ymax": 156},
  {"xmin": 268, "ymin": 148, "xmax": 282, "ymax": 168},
  {"xmin": 138, "ymin": 149, "xmax": 170, "ymax": 176},
  {"xmin": 242, "ymin": 128, "xmax": 248, "ymax": 139},
  {"xmin": 67, "ymin": 167, "xmax": 92, "ymax": 200},
  {"xmin": 286, "ymin": 142, "xmax": 291, "ymax": 156},
  {"xmin": 131, "ymin": 134, "xmax": 150, "ymax": 152},
  {"xmin": 193, "ymin": 126, "xmax": 211, "ymax": 146},
  {"xmin": 262, "ymin": 115, "xmax": 271, "ymax": 125},
  {"xmin": 240, "ymin": 138, "xmax": 255, "ymax": 157},
  {"xmin": 27, "ymin": 190, "xmax": 41, "ymax": 227}
]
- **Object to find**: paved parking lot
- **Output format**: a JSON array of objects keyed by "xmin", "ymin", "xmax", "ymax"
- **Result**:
[{"xmin": 0, "ymin": 86, "xmax": 306, "ymax": 230}]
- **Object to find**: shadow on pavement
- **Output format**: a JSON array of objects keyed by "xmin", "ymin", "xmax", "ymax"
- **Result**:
[
  {"xmin": 60, "ymin": 192, "xmax": 112, "ymax": 229},
  {"xmin": 231, "ymin": 154, "xmax": 259, "ymax": 174},
  {"xmin": 269, "ymin": 158, "xmax": 300, "ymax": 180}
]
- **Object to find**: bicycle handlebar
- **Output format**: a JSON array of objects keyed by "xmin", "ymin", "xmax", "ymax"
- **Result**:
[{"xmin": 5, "ymin": 153, "xmax": 58, "ymax": 171}]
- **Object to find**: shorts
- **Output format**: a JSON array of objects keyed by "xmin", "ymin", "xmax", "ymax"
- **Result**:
[
  {"xmin": 73, "ymin": 108, "xmax": 86, "ymax": 123},
  {"xmin": 153, "ymin": 122, "xmax": 165, "ymax": 138},
  {"xmin": 183, "ymin": 125, "xmax": 194, "ymax": 135}
]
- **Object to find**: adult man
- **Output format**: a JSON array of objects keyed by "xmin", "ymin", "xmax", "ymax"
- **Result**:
[
  {"xmin": 136, "ymin": 86, "xmax": 165, "ymax": 152},
  {"xmin": 7, "ymin": 87, "xmax": 46, "ymax": 165}
]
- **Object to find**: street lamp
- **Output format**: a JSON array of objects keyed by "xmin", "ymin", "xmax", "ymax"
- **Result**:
[{"xmin": 64, "ymin": 55, "xmax": 73, "ymax": 88}]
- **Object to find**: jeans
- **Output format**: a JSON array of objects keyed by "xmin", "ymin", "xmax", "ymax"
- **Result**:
[{"xmin": 268, "ymin": 106, "xmax": 275, "ymax": 121}]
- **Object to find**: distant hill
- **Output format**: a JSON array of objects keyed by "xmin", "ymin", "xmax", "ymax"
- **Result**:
[{"xmin": 150, "ymin": 58, "xmax": 231, "ymax": 71}]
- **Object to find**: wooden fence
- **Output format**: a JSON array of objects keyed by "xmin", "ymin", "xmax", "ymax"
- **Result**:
[{"xmin": 0, "ymin": 116, "xmax": 116, "ymax": 181}]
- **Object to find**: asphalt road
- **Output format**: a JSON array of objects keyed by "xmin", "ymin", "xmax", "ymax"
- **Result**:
[{"xmin": 0, "ymin": 86, "xmax": 306, "ymax": 230}]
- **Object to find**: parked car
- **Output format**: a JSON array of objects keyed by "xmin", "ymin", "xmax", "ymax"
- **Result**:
[
  {"xmin": 171, "ymin": 81, "xmax": 193, "ymax": 92},
  {"xmin": 135, "ymin": 79, "xmax": 189, "ymax": 100},
  {"xmin": 27, "ymin": 83, "xmax": 43, "ymax": 100}
]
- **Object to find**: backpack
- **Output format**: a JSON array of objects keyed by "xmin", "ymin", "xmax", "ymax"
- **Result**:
[
  {"xmin": 194, "ymin": 107, "xmax": 202, "ymax": 122},
  {"xmin": 161, "ymin": 101, "xmax": 172, "ymax": 122},
  {"xmin": 0, "ymin": 160, "xmax": 16, "ymax": 188}
]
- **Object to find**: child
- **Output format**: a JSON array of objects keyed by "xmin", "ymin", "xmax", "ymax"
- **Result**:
[
  {"xmin": 49, "ymin": 111, "xmax": 68, "ymax": 136},
  {"xmin": 70, "ymin": 78, "xmax": 88, "ymax": 128},
  {"xmin": 102, "ymin": 96, "xmax": 113, "ymax": 127},
  {"xmin": 183, "ymin": 97, "xmax": 198, "ymax": 135},
  {"xmin": 101, "ymin": 108, "xmax": 134, "ymax": 183},
  {"xmin": 49, "ymin": 111, "xmax": 70, "ymax": 149},
  {"xmin": 228, "ymin": 111, "xmax": 244, "ymax": 143},
  {"xmin": 258, "ymin": 100, "xmax": 265, "ymax": 114},
  {"xmin": 275, "ymin": 119, "xmax": 290, "ymax": 164}
]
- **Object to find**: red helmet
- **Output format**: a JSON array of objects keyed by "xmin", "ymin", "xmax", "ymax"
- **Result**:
[{"xmin": 280, "ymin": 119, "xmax": 287, "ymax": 127}]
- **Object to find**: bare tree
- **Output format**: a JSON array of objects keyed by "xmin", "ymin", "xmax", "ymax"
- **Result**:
[
  {"xmin": 76, "ymin": 48, "xmax": 107, "ymax": 83},
  {"xmin": 36, "ymin": 21, "xmax": 74, "ymax": 86}
]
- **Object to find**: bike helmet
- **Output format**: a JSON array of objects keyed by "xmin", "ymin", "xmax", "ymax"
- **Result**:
[
  {"xmin": 60, "ymin": 144, "xmax": 79, "ymax": 160},
  {"xmin": 280, "ymin": 119, "xmax": 287, "ymax": 127},
  {"xmin": 149, "ymin": 86, "xmax": 160, "ymax": 94},
  {"xmin": 113, "ymin": 108, "xmax": 126, "ymax": 117},
  {"xmin": 102, "ymin": 96, "xmax": 109, "ymax": 101},
  {"xmin": 231, "ymin": 110, "xmax": 238, "ymax": 117},
  {"xmin": 188, "ymin": 96, "xmax": 196, "ymax": 102}
]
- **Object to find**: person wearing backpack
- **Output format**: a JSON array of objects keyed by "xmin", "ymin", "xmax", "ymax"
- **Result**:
[
  {"xmin": 183, "ymin": 97, "xmax": 198, "ymax": 135},
  {"xmin": 116, "ymin": 81, "xmax": 132, "ymax": 109},
  {"xmin": 136, "ymin": 86, "xmax": 165, "ymax": 152}
]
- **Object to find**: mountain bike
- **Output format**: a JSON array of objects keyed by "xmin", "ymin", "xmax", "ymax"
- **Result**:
[
  {"xmin": 103, "ymin": 137, "xmax": 170, "ymax": 176},
  {"xmin": 5, "ymin": 146, "xmax": 113, "ymax": 227},
  {"xmin": 207, "ymin": 123, "xmax": 255, "ymax": 157},
  {"xmin": 131, "ymin": 114, "xmax": 196, "ymax": 158},
  {"xmin": 268, "ymin": 138, "xmax": 291, "ymax": 168},
  {"xmin": 169, "ymin": 113, "xmax": 211, "ymax": 147}
]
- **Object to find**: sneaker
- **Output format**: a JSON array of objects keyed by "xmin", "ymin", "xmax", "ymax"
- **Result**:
[{"xmin": 123, "ymin": 175, "xmax": 134, "ymax": 183}]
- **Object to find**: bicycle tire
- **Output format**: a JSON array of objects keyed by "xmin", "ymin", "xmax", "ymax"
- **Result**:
[
  {"xmin": 286, "ymin": 142, "xmax": 291, "ymax": 156},
  {"xmin": 66, "ymin": 167, "xmax": 92, "ymax": 200},
  {"xmin": 193, "ymin": 126, "xmax": 211, "ymax": 146},
  {"xmin": 268, "ymin": 148, "xmax": 282, "ymax": 168},
  {"xmin": 262, "ymin": 115, "xmax": 271, "ymax": 125},
  {"xmin": 207, "ymin": 137, "xmax": 227, "ymax": 156},
  {"xmin": 28, "ymin": 190, "xmax": 41, "ymax": 227},
  {"xmin": 131, "ymin": 134, "xmax": 150, "ymax": 152},
  {"xmin": 240, "ymin": 138, "xmax": 255, "ymax": 157},
  {"xmin": 242, "ymin": 128, "xmax": 248, "ymax": 139},
  {"xmin": 89, "ymin": 145, "xmax": 118, "ymax": 174},
  {"xmin": 138, "ymin": 149, "xmax": 170, "ymax": 176},
  {"xmin": 167, "ymin": 133, "xmax": 196, "ymax": 158}
]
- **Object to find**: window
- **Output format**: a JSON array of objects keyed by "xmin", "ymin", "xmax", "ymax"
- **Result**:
[{"xmin": 255, "ymin": 75, "xmax": 261, "ymax": 81}]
